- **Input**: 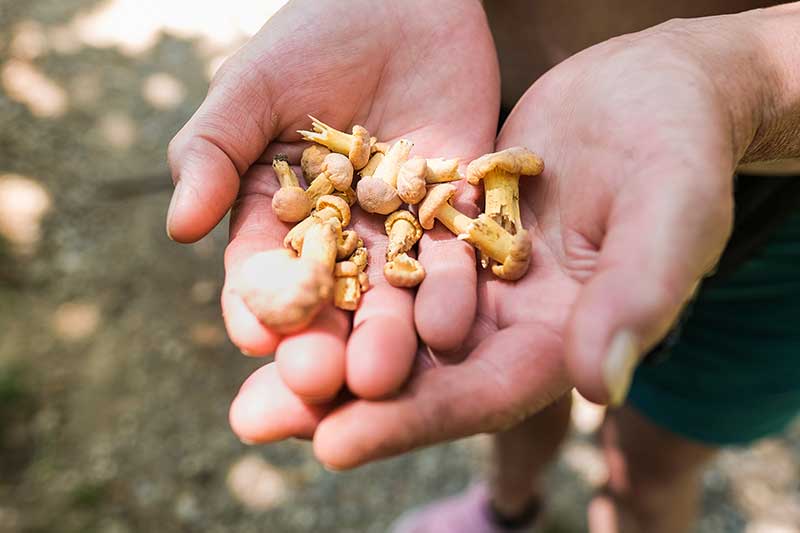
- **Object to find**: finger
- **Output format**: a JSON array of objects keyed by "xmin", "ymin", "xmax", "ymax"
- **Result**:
[
  {"xmin": 314, "ymin": 323, "xmax": 569, "ymax": 469},
  {"xmin": 565, "ymin": 167, "xmax": 733, "ymax": 406},
  {"xmin": 415, "ymin": 227, "xmax": 477, "ymax": 353},
  {"xmin": 229, "ymin": 363, "xmax": 330, "ymax": 444},
  {"xmin": 166, "ymin": 51, "xmax": 277, "ymax": 243},
  {"xmin": 276, "ymin": 307, "xmax": 349, "ymax": 404},
  {"xmin": 221, "ymin": 165, "xmax": 291, "ymax": 355},
  {"xmin": 345, "ymin": 221, "xmax": 417, "ymax": 400}
]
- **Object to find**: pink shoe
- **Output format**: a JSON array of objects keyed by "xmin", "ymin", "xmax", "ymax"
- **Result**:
[{"xmin": 390, "ymin": 483, "xmax": 542, "ymax": 533}]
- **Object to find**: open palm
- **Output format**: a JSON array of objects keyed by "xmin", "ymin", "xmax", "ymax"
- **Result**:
[{"xmin": 167, "ymin": 0, "xmax": 500, "ymax": 420}]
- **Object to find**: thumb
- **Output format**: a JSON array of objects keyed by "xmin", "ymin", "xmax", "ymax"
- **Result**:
[
  {"xmin": 565, "ymin": 166, "xmax": 734, "ymax": 406},
  {"xmin": 166, "ymin": 56, "xmax": 275, "ymax": 243}
]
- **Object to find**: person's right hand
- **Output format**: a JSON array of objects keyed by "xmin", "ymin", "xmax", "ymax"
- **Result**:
[{"xmin": 167, "ymin": 0, "xmax": 500, "ymax": 419}]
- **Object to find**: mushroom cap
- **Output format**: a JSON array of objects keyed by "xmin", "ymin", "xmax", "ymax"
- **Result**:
[
  {"xmin": 356, "ymin": 176, "xmax": 402, "ymax": 215},
  {"xmin": 491, "ymin": 229, "xmax": 532, "ymax": 281},
  {"xmin": 236, "ymin": 249, "xmax": 333, "ymax": 334},
  {"xmin": 349, "ymin": 125, "xmax": 371, "ymax": 170},
  {"xmin": 336, "ymin": 229, "xmax": 360, "ymax": 259},
  {"xmin": 321, "ymin": 152, "xmax": 354, "ymax": 191},
  {"xmin": 425, "ymin": 158, "xmax": 462, "ymax": 183},
  {"xmin": 466, "ymin": 147, "xmax": 545, "ymax": 185},
  {"xmin": 396, "ymin": 157, "xmax": 428, "ymax": 204},
  {"xmin": 418, "ymin": 183, "xmax": 456, "ymax": 230},
  {"xmin": 301, "ymin": 144, "xmax": 331, "ymax": 182},
  {"xmin": 272, "ymin": 186, "xmax": 312, "ymax": 222},
  {"xmin": 385, "ymin": 209, "xmax": 422, "ymax": 240},
  {"xmin": 316, "ymin": 194, "xmax": 351, "ymax": 226},
  {"xmin": 383, "ymin": 253, "xmax": 426, "ymax": 288}
]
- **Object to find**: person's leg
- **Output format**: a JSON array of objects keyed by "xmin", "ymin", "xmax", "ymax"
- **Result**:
[
  {"xmin": 390, "ymin": 393, "xmax": 573, "ymax": 532},
  {"xmin": 588, "ymin": 406, "xmax": 717, "ymax": 533},
  {"xmin": 490, "ymin": 393, "xmax": 573, "ymax": 519}
]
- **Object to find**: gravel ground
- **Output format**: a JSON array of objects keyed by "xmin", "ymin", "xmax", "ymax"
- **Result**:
[{"xmin": 1, "ymin": 1, "xmax": 798, "ymax": 532}]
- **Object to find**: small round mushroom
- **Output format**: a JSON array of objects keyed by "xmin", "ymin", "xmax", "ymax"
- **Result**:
[
  {"xmin": 321, "ymin": 152, "xmax": 354, "ymax": 191},
  {"xmin": 271, "ymin": 155, "xmax": 312, "ymax": 222},
  {"xmin": 235, "ymin": 249, "xmax": 333, "ymax": 334},
  {"xmin": 384, "ymin": 253, "xmax": 425, "ymax": 288},
  {"xmin": 356, "ymin": 177, "xmax": 402, "ymax": 215},
  {"xmin": 396, "ymin": 157, "xmax": 428, "ymax": 205},
  {"xmin": 356, "ymin": 139, "xmax": 413, "ymax": 214},
  {"xmin": 301, "ymin": 144, "xmax": 331, "ymax": 182}
]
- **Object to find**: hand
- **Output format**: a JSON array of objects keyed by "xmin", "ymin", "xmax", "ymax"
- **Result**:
[
  {"xmin": 167, "ymin": 1, "xmax": 499, "ymax": 412},
  {"xmin": 253, "ymin": 17, "xmax": 763, "ymax": 468}
]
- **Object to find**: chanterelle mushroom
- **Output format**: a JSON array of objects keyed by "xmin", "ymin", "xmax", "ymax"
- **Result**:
[
  {"xmin": 384, "ymin": 253, "xmax": 426, "ymax": 288},
  {"xmin": 298, "ymin": 116, "xmax": 371, "ymax": 170},
  {"xmin": 396, "ymin": 157, "xmax": 428, "ymax": 205},
  {"xmin": 419, "ymin": 184, "xmax": 532, "ymax": 281},
  {"xmin": 301, "ymin": 144, "xmax": 331, "ymax": 182},
  {"xmin": 356, "ymin": 139, "xmax": 413, "ymax": 214},
  {"xmin": 466, "ymin": 147, "xmax": 544, "ymax": 235},
  {"xmin": 385, "ymin": 210, "xmax": 422, "ymax": 261},
  {"xmin": 305, "ymin": 152, "xmax": 354, "ymax": 205},
  {"xmin": 271, "ymin": 155, "xmax": 312, "ymax": 223},
  {"xmin": 236, "ymin": 249, "xmax": 333, "ymax": 334},
  {"xmin": 284, "ymin": 194, "xmax": 350, "ymax": 253}
]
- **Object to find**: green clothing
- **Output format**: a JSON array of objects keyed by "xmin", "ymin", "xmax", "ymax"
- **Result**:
[{"xmin": 628, "ymin": 211, "xmax": 800, "ymax": 445}]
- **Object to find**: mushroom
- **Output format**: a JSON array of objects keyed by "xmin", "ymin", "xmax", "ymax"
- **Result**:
[
  {"xmin": 384, "ymin": 210, "xmax": 423, "ymax": 261},
  {"xmin": 300, "ymin": 217, "xmax": 340, "ymax": 272},
  {"xmin": 298, "ymin": 116, "xmax": 371, "ymax": 170},
  {"xmin": 284, "ymin": 195, "xmax": 351, "ymax": 253},
  {"xmin": 384, "ymin": 253, "xmax": 426, "ymax": 288},
  {"xmin": 300, "ymin": 144, "xmax": 331, "ymax": 182},
  {"xmin": 235, "ymin": 249, "xmax": 333, "ymax": 334},
  {"xmin": 425, "ymin": 158, "xmax": 462, "ymax": 184},
  {"xmin": 332, "ymin": 243, "xmax": 371, "ymax": 310},
  {"xmin": 396, "ymin": 157, "xmax": 428, "ymax": 205},
  {"xmin": 370, "ymin": 137, "xmax": 390, "ymax": 155},
  {"xmin": 337, "ymin": 229, "xmax": 360, "ymax": 259},
  {"xmin": 271, "ymin": 155, "xmax": 312, "ymax": 222},
  {"xmin": 419, "ymin": 184, "xmax": 531, "ymax": 281},
  {"xmin": 466, "ymin": 146, "xmax": 544, "ymax": 235},
  {"xmin": 359, "ymin": 152, "xmax": 384, "ymax": 178},
  {"xmin": 396, "ymin": 157, "xmax": 463, "ymax": 205},
  {"xmin": 305, "ymin": 152, "xmax": 355, "ymax": 205},
  {"xmin": 356, "ymin": 139, "xmax": 413, "ymax": 214}
]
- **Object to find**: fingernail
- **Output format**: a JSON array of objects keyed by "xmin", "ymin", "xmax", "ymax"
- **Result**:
[
  {"xmin": 602, "ymin": 330, "xmax": 639, "ymax": 407},
  {"xmin": 166, "ymin": 181, "xmax": 183, "ymax": 241},
  {"xmin": 239, "ymin": 436, "xmax": 257, "ymax": 445},
  {"xmin": 322, "ymin": 463, "xmax": 341, "ymax": 473}
]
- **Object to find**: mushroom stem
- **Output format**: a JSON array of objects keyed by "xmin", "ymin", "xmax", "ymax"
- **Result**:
[
  {"xmin": 360, "ymin": 152, "xmax": 384, "ymax": 178},
  {"xmin": 484, "ymin": 168, "xmax": 522, "ymax": 234},
  {"xmin": 301, "ymin": 219, "xmax": 339, "ymax": 272},
  {"xmin": 333, "ymin": 261, "xmax": 361, "ymax": 311},
  {"xmin": 273, "ymin": 156, "xmax": 300, "ymax": 188},
  {"xmin": 298, "ymin": 116, "xmax": 354, "ymax": 155},
  {"xmin": 464, "ymin": 214, "xmax": 516, "ymax": 264},
  {"xmin": 305, "ymin": 174, "xmax": 334, "ymax": 205},
  {"xmin": 372, "ymin": 139, "xmax": 413, "ymax": 187},
  {"xmin": 433, "ymin": 202, "xmax": 474, "ymax": 237}
]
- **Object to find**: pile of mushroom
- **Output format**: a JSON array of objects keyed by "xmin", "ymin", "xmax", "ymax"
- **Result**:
[{"xmin": 236, "ymin": 117, "xmax": 544, "ymax": 333}]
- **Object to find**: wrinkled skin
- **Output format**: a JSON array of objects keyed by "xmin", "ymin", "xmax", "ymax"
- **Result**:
[
  {"xmin": 228, "ymin": 18, "xmax": 764, "ymax": 469},
  {"xmin": 167, "ymin": 1, "xmax": 499, "ymax": 408}
]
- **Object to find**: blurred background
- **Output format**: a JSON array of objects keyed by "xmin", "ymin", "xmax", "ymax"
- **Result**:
[{"xmin": 0, "ymin": 1, "xmax": 799, "ymax": 532}]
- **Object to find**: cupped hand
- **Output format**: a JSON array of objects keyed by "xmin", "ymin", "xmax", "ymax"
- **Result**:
[
  {"xmin": 266, "ymin": 18, "xmax": 758, "ymax": 468},
  {"xmin": 167, "ymin": 0, "xmax": 500, "ymax": 418}
]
